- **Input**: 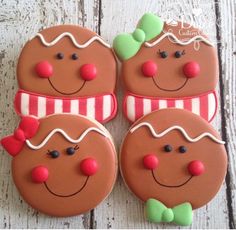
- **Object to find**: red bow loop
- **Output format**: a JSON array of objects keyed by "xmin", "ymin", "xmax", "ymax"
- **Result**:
[{"xmin": 1, "ymin": 117, "xmax": 39, "ymax": 157}]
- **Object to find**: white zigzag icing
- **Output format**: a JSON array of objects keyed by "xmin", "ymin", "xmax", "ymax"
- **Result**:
[
  {"xmin": 144, "ymin": 32, "xmax": 213, "ymax": 50},
  {"xmin": 130, "ymin": 122, "xmax": 225, "ymax": 144},
  {"xmin": 26, "ymin": 127, "xmax": 109, "ymax": 150},
  {"xmin": 35, "ymin": 32, "xmax": 111, "ymax": 48}
]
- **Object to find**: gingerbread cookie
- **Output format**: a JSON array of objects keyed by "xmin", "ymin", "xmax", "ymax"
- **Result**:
[
  {"xmin": 15, "ymin": 25, "xmax": 117, "ymax": 123},
  {"xmin": 120, "ymin": 109, "xmax": 227, "ymax": 226},
  {"xmin": 1, "ymin": 114, "xmax": 117, "ymax": 216},
  {"xmin": 113, "ymin": 13, "xmax": 218, "ymax": 123}
]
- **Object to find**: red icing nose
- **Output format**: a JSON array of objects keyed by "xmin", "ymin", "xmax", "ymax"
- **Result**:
[
  {"xmin": 35, "ymin": 61, "xmax": 53, "ymax": 78},
  {"xmin": 183, "ymin": 61, "xmax": 200, "ymax": 78},
  {"xmin": 80, "ymin": 64, "xmax": 97, "ymax": 81},
  {"xmin": 31, "ymin": 166, "xmax": 49, "ymax": 183},
  {"xmin": 188, "ymin": 160, "xmax": 205, "ymax": 176},
  {"xmin": 143, "ymin": 154, "xmax": 159, "ymax": 170},
  {"xmin": 80, "ymin": 157, "xmax": 98, "ymax": 176},
  {"xmin": 141, "ymin": 61, "xmax": 158, "ymax": 77}
]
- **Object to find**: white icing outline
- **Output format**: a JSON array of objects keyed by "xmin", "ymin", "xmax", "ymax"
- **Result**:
[
  {"xmin": 26, "ymin": 127, "xmax": 109, "ymax": 150},
  {"xmin": 35, "ymin": 32, "xmax": 111, "ymax": 48},
  {"xmin": 144, "ymin": 32, "xmax": 214, "ymax": 50},
  {"xmin": 130, "ymin": 122, "xmax": 225, "ymax": 144}
]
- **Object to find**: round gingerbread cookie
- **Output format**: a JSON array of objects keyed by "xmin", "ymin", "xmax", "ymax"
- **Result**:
[
  {"xmin": 1, "ymin": 114, "xmax": 117, "ymax": 217},
  {"xmin": 113, "ymin": 13, "xmax": 218, "ymax": 123},
  {"xmin": 120, "ymin": 108, "xmax": 227, "ymax": 226},
  {"xmin": 15, "ymin": 25, "xmax": 117, "ymax": 123}
]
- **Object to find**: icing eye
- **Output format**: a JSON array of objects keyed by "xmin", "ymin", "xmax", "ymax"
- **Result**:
[
  {"xmin": 56, "ymin": 52, "xmax": 64, "ymax": 59},
  {"xmin": 35, "ymin": 61, "xmax": 53, "ymax": 78},
  {"xmin": 164, "ymin": 145, "xmax": 172, "ymax": 152},
  {"xmin": 141, "ymin": 61, "xmax": 158, "ymax": 77},
  {"xmin": 183, "ymin": 61, "xmax": 200, "ymax": 78},
  {"xmin": 179, "ymin": 146, "xmax": 187, "ymax": 153},
  {"xmin": 66, "ymin": 147, "xmax": 76, "ymax": 155},
  {"xmin": 72, "ymin": 53, "xmax": 78, "ymax": 60},
  {"xmin": 80, "ymin": 158, "xmax": 98, "ymax": 176},
  {"xmin": 48, "ymin": 150, "xmax": 60, "ymax": 158},
  {"xmin": 188, "ymin": 160, "xmax": 205, "ymax": 176},
  {"xmin": 159, "ymin": 50, "xmax": 168, "ymax": 59},
  {"xmin": 143, "ymin": 154, "xmax": 159, "ymax": 170},
  {"xmin": 80, "ymin": 64, "xmax": 97, "ymax": 81},
  {"xmin": 175, "ymin": 50, "xmax": 185, "ymax": 58},
  {"xmin": 31, "ymin": 166, "xmax": 49, "ymax": 183}
]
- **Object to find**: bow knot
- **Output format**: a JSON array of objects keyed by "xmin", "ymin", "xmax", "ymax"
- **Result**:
[
  {"xmin": 145, "ymin": 198, "xmax": 193, "ymax": 226},
  {"xmin": 113, "ymin": 13, "xmax": 164, "ymax": 60},
  {"xmin": 1, "ymin": 117, "xmax": 39, "ymax": 157}
]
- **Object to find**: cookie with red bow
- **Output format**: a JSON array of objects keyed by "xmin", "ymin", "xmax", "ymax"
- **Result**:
[
  {"xmin": 15, "ymin": 25, "xmax": 117, "ymax": 123},
  {"xmin": 113, "ymin": 13, "xmax": 218, "ymax": 123},
  {"xmin": 1, "ymin": 114, "xmax": 117, "ymax": 216},
  {"xmin": 120, "ymin": 108, "xmax": 227, "ymax": 226}
]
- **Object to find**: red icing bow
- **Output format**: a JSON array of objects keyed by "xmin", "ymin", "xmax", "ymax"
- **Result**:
[{"xmin": 1, "ymin": 117, "xmax": 39, "ymax": 157}]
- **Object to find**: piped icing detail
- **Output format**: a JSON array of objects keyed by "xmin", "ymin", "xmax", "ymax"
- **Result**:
[
  {"xmin": 130, "ymin": 122, "xmax": 225, "ymax": 144},
  {"xmin": 145, "ymin": 32, "xmax": 213, "ymax": 51},
  {"xmin": 35, "ymin": 32, "xmax": 111, "ymax": 48},
  {"xmin": 26, "ymin": 127, "xmax": 109, "ymax": 150}
]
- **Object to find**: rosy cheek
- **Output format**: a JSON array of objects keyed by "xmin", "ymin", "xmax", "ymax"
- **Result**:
[
  {"xmin": 31, "ymin": 166, "xmax": 49, "ymax": 183},
  {"xmin": 80, "ymin": 157, "xmax": 98, "ymax": 176},
  {"xmin": 143, "ymin": 154, "xmax": 159, "ymax": 170},
  {"xmin": 183, "ymin": 61, "xmax": 200, "ymax": 78},
  {"xmin": 80, "ymin": 64, "xmax": 97, "ymax": 81},
  {"xmin": 35, "ymin": 61, "xmax": 53, "ymax": 78},
  {"xmin": 141, "ymin": 61, "xmax": 158, "ymax": 77},
  {"xmin": 188, "ymin": 160, "xmax": 205, "ymax": 176}
]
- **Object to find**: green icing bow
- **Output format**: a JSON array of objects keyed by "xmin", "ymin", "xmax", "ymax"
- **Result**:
[
  {"xmin": 145, "ymin": 198, "xmax": 193, "ymax": 226},
  {"xmin": 113, "ymin": 13, "xmax": 164, "ymax": 60}
]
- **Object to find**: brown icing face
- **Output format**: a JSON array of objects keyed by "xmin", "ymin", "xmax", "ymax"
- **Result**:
[
  {"xmin": 17, "ymin": 25, "xmax": 116, "ymax": 97},
  {"xmin": 120, "ymin": 109, "xmax": 227, "ymax": 209},
  {"xmin": 12, "ymin": 114, "xmax": 117, "ymax": 217},
  {"xmin": 122, "ymin": 22, "xmax": 218, "ymax": 98}
]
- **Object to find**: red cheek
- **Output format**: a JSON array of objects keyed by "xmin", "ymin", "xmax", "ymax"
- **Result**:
[
  {"xmin": 80, "ymin": 64, "xmax": 97, "ymax": 81},
  {"xmin": 188, "ymin": 160, "xmax": 205, "ymax": 176},
  {"xmin": 80, "ymin": 157, "xmax": 98, "ymax": 176},
  {"xmin": 143, "ymin": 154, "xmax": 159, "ymax": 170},
  {"xmin": 31, "ymin": 166, "xmax": 49, "ymax": 183},
  {"xmin": 183, "ymin": 61, "xmax": 200, "ymax": 78},
  {"xmin": 141, "ymin": 61, "xmax": 158, "ymax": 77},
  {"xmin": 35, "ymin": 61, "xmax": 53, "ymax": 78}
]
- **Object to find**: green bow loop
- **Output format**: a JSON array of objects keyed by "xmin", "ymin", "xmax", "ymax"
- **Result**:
[
  {"xmin": 145, "ymin": 198, "xmax": 193, "ymax": 226},
  {"xmin": 113, "ymin": 13, "xmax": 164, "ymax": 61}
]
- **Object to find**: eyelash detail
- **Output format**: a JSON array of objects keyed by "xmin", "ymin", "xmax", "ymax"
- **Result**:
[{"xmin": 158, "ymin": 49, "xmax": 168, "ymax": 58}]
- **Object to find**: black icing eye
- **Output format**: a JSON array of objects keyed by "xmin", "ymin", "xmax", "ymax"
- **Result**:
[
  {"xmin": 164, "ymin": 145, "xmax": 172, "ymax": 152},
  {"xmin": 159, "ymin": 50, "xmax": 168, "ymax": 59},
  {"xmin": 66, "ymin": 147, "xmax": 75, "ymax": 155},
  {"xmin": 48, "ymin": 150, "xmax": 60, "ymax": 158},
  {"xmin": 179, "ymin": 146, "xmax": 187, "ymax": 153},
  {"xmin": 175, "ymin": 50, "xmax": 185, "ymax": 58},
  {"xmin": 56, "ymin": 52, "xmax": 64, "ymax": 59},
  {"xmin": 71, "ymin": 53, "xmax": 78, "ymax": 60}
]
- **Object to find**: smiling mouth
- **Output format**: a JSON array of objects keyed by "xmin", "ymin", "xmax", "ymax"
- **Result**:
[
  {"xmin": 152, "ymin": 77, "xmax": 188, "ymax": 92},
  {"xmin": 151, "ymin": 170, "xmax": 192, "ymax": 188},
  {"xmin": 44, "ymin": 176, "xmax": 89, "ymax": 197},
  {"xmin": 48, "ymin": 78, "xmax": 86, "ymax": 95}
]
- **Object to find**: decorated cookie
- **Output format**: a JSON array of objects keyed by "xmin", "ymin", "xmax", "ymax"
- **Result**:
[
  {"xmin": 1, "ymin": 114, "xmax": 117, "ymax": 216},
  {"xmin": 120, "ymin": 109, "xmax": 227, "ymax": 226},
  {"xmin": 113, "ymin": 13, "xmax": 218, "ymax": 123},
  {"xmin": 15, "ymin": 25, "xmax": 117, "ymax": 123}
]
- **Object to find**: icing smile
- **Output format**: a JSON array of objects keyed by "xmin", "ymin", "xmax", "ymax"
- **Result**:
[
  {"xmin": 48, "ymin": 78, "xmax": 86, "ymax": 95},
  {"xmin": 151, "ymin": 171, "xmax": 193, "ymax": 188},
  {"xmin": 152, "ymin": 77, "xmax": 188, "ymax": 92},
  {"xmin": 44, "ymin": 176, "xmax": 89, "ymax": 197}
]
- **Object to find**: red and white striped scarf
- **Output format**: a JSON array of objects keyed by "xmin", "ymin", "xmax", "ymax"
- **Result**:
[
  {"xmin": 123, "ymin": 91, "xmax": 217, "ymax": 123},
  {"xmin": 14, "ymin": 90, "xmax": 117, "ymax": 124}
]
